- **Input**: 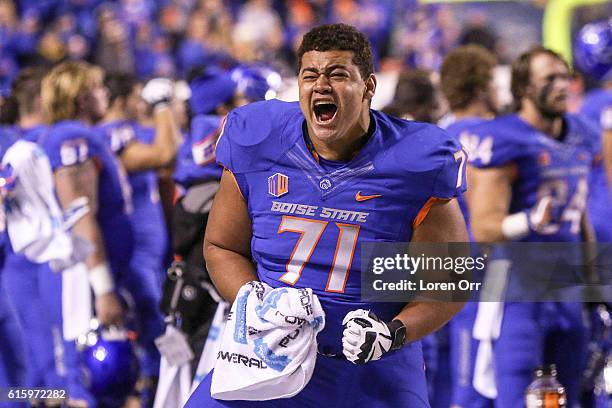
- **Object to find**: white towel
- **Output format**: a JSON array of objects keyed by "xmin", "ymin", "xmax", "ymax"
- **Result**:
[
  {"xmin": 472, "ymin": 259, "xmax": 511, "ymax": 399},
  {"xmin": 61, "ymin": 262, "xmax": 92, "ymax": 340},
  {"xmin": 211, "ymin": 282, "xmax": 325, "ymax": 401}
]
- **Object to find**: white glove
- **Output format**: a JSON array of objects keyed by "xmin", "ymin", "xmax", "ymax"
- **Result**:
[
  {"xmin": 141, "ymin": 78, "xmax": 173, "ymax": 108},
  {"xmin": 342, "ymin": 309, "xmax": 406, "ymax": 364}
]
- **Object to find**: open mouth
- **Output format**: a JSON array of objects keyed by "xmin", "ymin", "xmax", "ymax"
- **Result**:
[{"xmin": 313, "ymin": 103, "xmax": 338, "ymax": 124}]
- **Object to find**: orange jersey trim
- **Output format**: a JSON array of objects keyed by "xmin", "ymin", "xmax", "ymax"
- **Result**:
[{"xmin": 412, "ymin": 197, "xmax": 448, "ymax": 228}]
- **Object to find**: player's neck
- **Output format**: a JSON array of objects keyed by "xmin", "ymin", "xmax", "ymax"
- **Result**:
[
  {"xmin": 519, "ymin": 108, "xmax": 563, "ymax": 139},
  {"xmin": 18, "ymin": 112, "xmax": 45, "ymax": 129},
  {"xmin": 306, "ymin": 114, "xmax": 372, "ymax": 162}
]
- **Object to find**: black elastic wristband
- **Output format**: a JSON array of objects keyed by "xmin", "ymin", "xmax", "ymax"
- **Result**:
[
  {"xmin": 152, "ymin": 98, "xmax": 171, "ymax": 109},
  {"xmin": 387, "ymin": 319, "xmax": 407, "ymax": 351}
]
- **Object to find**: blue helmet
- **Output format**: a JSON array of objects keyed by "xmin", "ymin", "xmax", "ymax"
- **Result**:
[
  {"xmin": 230, "ymin": 64, "xmax": 282, "ymax": 102},
  {"xmin": 574, "ymin": 18, "xmax": 612, "ymax": 82},
  {"xmin": 77, "ymin": 321, "xmax": 140, "ymax": 406}
]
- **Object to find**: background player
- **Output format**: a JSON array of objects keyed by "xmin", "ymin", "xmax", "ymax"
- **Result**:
[
  {"xmin": 168, "ymin": 64, "xmax": 279, "ymax": 366},
  {"xmin": 466, "ymin": 46, "xmax": 597, "ymax": 407},
  {"xmin": 97, "ymin": 73, "xmax": 179, "ymax": 405},
  {"xmin": 40, "ymin": 61, "xmax": 136, "ymax": 405},
  {"xmin": 1, "ymin": 68, "xmax": 98, "ymax": 407},
  {"xmin": 438, "ymin": 44, "xmax": 499, "ymax": 408}
]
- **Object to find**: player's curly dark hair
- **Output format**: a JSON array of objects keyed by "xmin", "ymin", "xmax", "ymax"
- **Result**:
[
  {"xmin": 511, "ymin": 46, "xmax": 570, "ymax": 110},
  {"xmin": 297, "ymin": 24, "xmax": 373, "ymax": 80},
  {"xmin": 440, "ymin": 45, "xmax": 497, "ymax": 111}
]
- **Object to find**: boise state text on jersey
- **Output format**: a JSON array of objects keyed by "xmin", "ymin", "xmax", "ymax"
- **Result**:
[{"xmin": 216, "ymin": 99, "xmax": 467, "ymax": 354}]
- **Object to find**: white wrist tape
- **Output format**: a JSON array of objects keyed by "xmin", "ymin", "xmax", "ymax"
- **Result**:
[
  {"xmin": 89, "ymin": 263, "xmax": 114, "ymax": 296},
  {"xmin": 501, "ymin": 211, "xmax": 530, "ymax": 240}
]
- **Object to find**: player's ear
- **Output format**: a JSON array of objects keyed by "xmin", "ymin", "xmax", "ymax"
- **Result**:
[{"xmin": 364, "ymin": 74, "xmax": 376, "ymax": 101}]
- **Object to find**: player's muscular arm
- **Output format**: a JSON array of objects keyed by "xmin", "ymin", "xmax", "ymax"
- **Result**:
[
  {"xmin": 54, "ymin": 160, "xmax": 107, "ymax": 268},
  {"xmin": 467, "ymin": 164, "xmax": 514, "ymax": 242},
  {"xmin": 204, "ymin": 169, "xmax": 257, "ymax": 303},
  {"xmin": 119, "ymin": 108, "xmax": 179, "ymax": 172},
  {"xmin": 395, "ymin": 199, "xmax": 468, "ymax": 342}
]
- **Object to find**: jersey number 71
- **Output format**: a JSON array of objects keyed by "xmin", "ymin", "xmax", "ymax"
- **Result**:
[{"xmin": 277, "ymin": 215, "xmax": 359, "ymax": 293}]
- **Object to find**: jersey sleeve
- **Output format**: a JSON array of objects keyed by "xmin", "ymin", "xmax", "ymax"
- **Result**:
[
  {"xmin": 191, "ymin": 114, "xmax": 223, "ymax": 166},
  {"xmin": 433, "ymin": 142, "xmax": 467, "ymax": 199},
  {"xmin": 41, "ymin": 124, "xmax": 95, "ymax": 171},
  {"xmin": 396, "ymin": 124, "xmax": 467, "ymax": 200}
]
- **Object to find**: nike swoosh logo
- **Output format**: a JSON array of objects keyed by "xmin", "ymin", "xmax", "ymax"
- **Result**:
[{"xmin": 355, "ymin": 192, "xmax": 382, "ymax": 202}]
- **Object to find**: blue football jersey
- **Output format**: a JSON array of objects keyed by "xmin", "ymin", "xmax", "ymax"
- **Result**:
[
  {"xmin": 580, "ymin": 88, "xmax": 612, "ymax": 242},
  {"xmin": 129, "ymin": 124, "xmax": 162, "ymax": 208},
  {"xmin": 97, "ymin": 120, "xmax": 166, "ymax": 238},
  {"xmin": 174, "ymin": 113, "xmax": 224, "ymax": 191},
  {"xmin": 96, "ymin": 120, "xmax": 157, "ymax": 208},
  {"xmin": 469, "ymin": 114, "xmax": 597, "ymax": 243},
  {"xmin": 216, "ymin": 100, "xmax": 466, "ymax": 353},
  {"xmin": 40, "ymin": 120, "xmax": 134, "ymax": 274}
]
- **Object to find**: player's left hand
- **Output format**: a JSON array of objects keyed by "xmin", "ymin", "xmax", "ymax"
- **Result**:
[{"xmin": 342, "ymin": 309, "xmax": 406, "ymax": 364}]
